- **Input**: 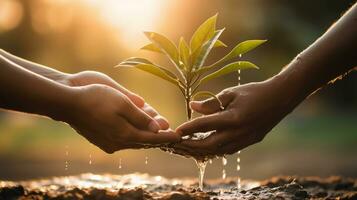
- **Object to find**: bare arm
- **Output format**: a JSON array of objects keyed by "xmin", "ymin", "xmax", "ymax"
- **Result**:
[
  {"xmin": 173, "ymin": 3, "xmax": 357, "ymax": 159},
  {"xmin": 0, "ymin": 55, "xmax": 179, "ymax": 154},
  {"xmin": 0, "ymin": 55, "xmax": 73, "ymax": 120}
]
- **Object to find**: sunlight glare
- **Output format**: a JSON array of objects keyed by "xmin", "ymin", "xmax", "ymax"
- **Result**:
[{"xmin": 87, "ymin": 0, "xmax": 165, "ymax": 49}]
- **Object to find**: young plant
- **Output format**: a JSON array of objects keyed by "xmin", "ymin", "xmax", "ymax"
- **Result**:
[{"xmin": 116, "ymin": 14, "xmax": 266, "ymax": 122}]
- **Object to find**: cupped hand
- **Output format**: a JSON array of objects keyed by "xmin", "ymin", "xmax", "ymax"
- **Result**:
[
  {"xmin": 65, "ymin": 84, "xmax": 180, "ymax": 153},
  {"xmin": 172, "ymin": 76, "xmax": 301, "ymax": 159},
  {"xmin": 62, "ymin": 71, "xmax": 169, "ymax": 129}
]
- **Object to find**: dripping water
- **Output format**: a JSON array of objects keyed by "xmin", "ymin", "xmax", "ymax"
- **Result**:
[
  {"xmin": 89, "ymin": 154, "xmax": 92, "ymax": 165},
  {"xmin": 237, "ymin": 150, "xmax": 241, "ymax": 189},
  {"xmin": 195, "ymin": 159, "xmax": 208, "ymax": 191},
  {"xmin": 118, "ymin": 158, "xmax": 122, "ymax": 169},
  {"xmin": 237, "ymin": 57, "xmax": 242, "ymax": 190},
  {"xmin": 145, "ymin": 156, "xmax": 148, "ymax": 165},
  {"xmin": 64, "ymin": 145, "xmax": 69, "ymax": 171}
]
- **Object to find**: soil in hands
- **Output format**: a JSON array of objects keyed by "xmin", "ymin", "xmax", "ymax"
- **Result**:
[{"xmin": 1, "ymin": 174, "xmax": 357, "ymax": 200}]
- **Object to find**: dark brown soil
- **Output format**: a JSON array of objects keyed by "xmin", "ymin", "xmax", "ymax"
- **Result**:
[{"xmin": 1, "ymin": 174, "xmax": 356, "ymax": 200}]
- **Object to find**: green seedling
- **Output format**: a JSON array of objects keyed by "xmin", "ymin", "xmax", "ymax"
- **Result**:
[{"xmin": 116, "ymin": 14, "xmax": 266, "ymax": 121}]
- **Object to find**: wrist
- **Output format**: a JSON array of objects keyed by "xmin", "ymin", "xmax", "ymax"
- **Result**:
[
  {"xmin": 268, "ymin": 60, "xmax": 314, "ymax": 111},
  {"xmin": 45, "ymin": 85, "xmax": 79, "ymax": 122}
]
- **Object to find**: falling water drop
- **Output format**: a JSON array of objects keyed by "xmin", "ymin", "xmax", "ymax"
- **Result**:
[
  {"xmin": 222, "ymin": 169, "xmax": 226, "ymax": 179},
  {"xmin": 209, "ymin": 159, "xmax": 213, "ymax": 164},
  {"xmin": 89, "ymin": 154, "xmax": 92, "ymax": 165},
  {"xmin": 237, "ymin": 150, "xmax": 241, "ymax": 189},
  {"xmin": 222, "ymin": 157, "xmax": 227, "ymax": 166},
  {"xmin": 238, "ymin": 70, "xmax": 241, "ymax": 85},
  {"xmin": 145, "ymin": 156, "xmax": 148, "ymax": 165},
  {"xmin": 195, "ymin": 159, "xmax": 208, "ymax": 191},
  {"xmin": 237, "ymin": 177, "xmax": 241, "ymax": 190},
  {"xmin": 65, "ymin": 145, "xmax": 69, "ymax": 171},
  {"xmin": 118, "ymin": 158, "xmax": 122, "ymax": 169}
]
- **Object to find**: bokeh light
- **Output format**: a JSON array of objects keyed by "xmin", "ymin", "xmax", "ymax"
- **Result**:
[{"xmin": 0, "ymin": 0, "xmax": 23, "ymax": 32}]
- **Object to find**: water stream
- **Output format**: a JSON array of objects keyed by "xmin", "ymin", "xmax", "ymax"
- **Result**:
[
  {"xmin": 195, "ymin": 159, "xmax": 208, "ymax": 191},
  {"xmin": 64, "ymin": 145, "xmax": 69, "ymax": 171}
]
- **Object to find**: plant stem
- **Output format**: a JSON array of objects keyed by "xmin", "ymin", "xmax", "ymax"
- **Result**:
[
  {"xmin": 185, "ymin": 77, "xmax": 192, "ymax": 120},
  {"xmin": 185, "ymin": 97, "xmax": 192, "ymax": 120}
]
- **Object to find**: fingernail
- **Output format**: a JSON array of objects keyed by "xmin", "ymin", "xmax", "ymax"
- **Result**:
[
  {"xmin": 189, "ymin": 101, "xmax": 201, "ymax": 109},
  {"xmin": 148, "ymin": 120, "xmax": 160, "ymax": 132}
]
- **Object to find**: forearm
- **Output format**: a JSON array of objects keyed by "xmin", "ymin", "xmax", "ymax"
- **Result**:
[
  {"xmin": 0, "ymin": 49, "xmax": 68, "ymax": 83},
  {"xmin": 0, "ymin": 55, "xmax": 75, "ymax": 121},
  {"xmin": 276, "ymin": 3, "xmax": 357, "ymax": 103}
]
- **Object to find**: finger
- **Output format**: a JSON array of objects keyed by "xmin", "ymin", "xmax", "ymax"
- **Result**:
[
  {"xmin": 119, "ymin": 98, "xmax": 161, "ymax": 132},
  {"xmin": 134, "ymin": 128, "xmax": 181, "ymax": 145},
  {"xmin": 176, "ymin": 110, "xmax": 236, "ymax": 136},
  {"xmin": 142, "ymin": 103, "xmax": 169, "ymax": 129},
  {"xmin": 154, "ymin": 115, "xmax": 170, "ymax": 130},
  {"xmin": 108, "ymin": 81, "xmax": 145, "ymax": 108},
  {"xmin": 190, "ymin": 89, "xmax": 235, "ymax": 115}
]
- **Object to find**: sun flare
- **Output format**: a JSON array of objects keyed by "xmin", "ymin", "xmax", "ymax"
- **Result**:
[{"xmin": 85, "ymin": 0, "xmax": 166, "ymax": 49}]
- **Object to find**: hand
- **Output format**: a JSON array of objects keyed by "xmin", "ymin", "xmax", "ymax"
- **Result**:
[
  {"xmin": 63, "ymin": 84, "xmax": 180, "ymax": 153},
  {"xmin": 61, "ymin": 71, "xmax": 169, "ymax": 129},
  {"xmin": 172, "ymin": 76, "xmax": 301, "ymax": 159}
]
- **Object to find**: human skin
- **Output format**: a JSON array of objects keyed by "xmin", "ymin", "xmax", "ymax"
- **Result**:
[
  {"xmin": 0, "ymin": 53, "xmax": 180, "ymax": 154},
  {"xmin": 173, "ymin": 3, "xmax": 357, "ymax": 159},
  {"xmin": 0, "ymin": 49, "xmax": 170, "ymax": 129}
]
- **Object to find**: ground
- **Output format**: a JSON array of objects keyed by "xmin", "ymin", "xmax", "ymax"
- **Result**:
[{"xmin": 1, "ymin": 174, "xmax": 356, "ymax": 200}]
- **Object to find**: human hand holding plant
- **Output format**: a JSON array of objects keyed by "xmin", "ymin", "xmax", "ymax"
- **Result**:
[
  {"xmin": 172, "ymin": 75, "xmax": 302, "ymax": 158},
  {"xmin": 117, "ymin": 14, "xmax": 266, "ymax": 157}
]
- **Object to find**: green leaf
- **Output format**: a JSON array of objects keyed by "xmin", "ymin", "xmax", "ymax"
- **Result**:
[
  {"xmin": 178, "ymin": 37, "xmax": 190, "ymax": 70},
  {"xmin": 192, "ymin": 91, "xmax": 224, "ymax": 110},
  {"xmin": 140, "ymin": 43, "xmax": 163, "ymax": 54},
  {"xmin": 214, "ymin": 40, "xmax": 227, "ymax": 48},
  {"xmin": 190, "ymin": 14, "xmax": 217, "ymax": 53},
  {"xmin": 212, "ymin": 40, "xmax": 267, "ymax": 67},
  {"xmin": 199, "ymin": 61, "xmax": 259, "ymax": 84},
  {"xmin": 117, "ymin": 57, "xmax": 153, "ymax": 66},
  {"xmin": 119, "ymin": 63, "xmax": 179, "ymax": 86},
  {"xmin": 192, "ymin": 28, "xmax": 225, "ymax": 69},
  {"xmin": 144, "ymin": 32, "xmax": 180, "ymax": 68}
]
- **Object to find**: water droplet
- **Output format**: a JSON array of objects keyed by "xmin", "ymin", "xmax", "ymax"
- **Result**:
[
  {"xmin": 65, "ymin": 161, "xmax": 69, "ymax": 171},
  {"xmin": 237, "ymin": 157, "xmax": 240, "ymax": 163},
  {"xmin": 222, "ymin": 169, "xmax": 226, "ymax": 179},
  {"xmin": 89, "ymin": 154, "xmax": 92, "ymax": 165},
  {"xmin": 237, "ymin": 165, "xmax": 241, "ymax": 171},
  {"xmin": 65, "ymin": 145, "xmax": 69, "ymax": 171},
  {"xmin": 237, "ymin": 177, "xmax": 241, "ymax": 190},
  {"xmin": 237, "ymin": 70, "xmax": 241, "ymax": 86},
  {"xmin": 145, "ymin": 156, "xmax": 148, "ymax": 165},
  {"xmin": 195, "ymin": 159, "xmax": 208, "ymax": 191},
  {"xmin": 222, "ymin": 157, "xmax": 227, "ymax": 166},
  {"xmin": 209, "ymin": 159, "xmax": 212, "ymax": 164},
  {"xmin": 118, "ymin": 158, "xmax": 122, "ymax": 169}
]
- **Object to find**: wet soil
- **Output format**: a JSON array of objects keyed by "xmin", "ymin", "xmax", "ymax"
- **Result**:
[{"xmin": 1, "ymin": 174, "xmax": 356, "ymax": 200}]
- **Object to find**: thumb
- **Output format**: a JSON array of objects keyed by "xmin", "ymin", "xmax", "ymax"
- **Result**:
[{"xmin": 190, "ymin": 90, "xmax": 234, "ymax": 115}]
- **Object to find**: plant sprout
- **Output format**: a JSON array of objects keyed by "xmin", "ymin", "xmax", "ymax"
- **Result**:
[{"xmin": 117, "ymin": 14, "xmax": 266, "ymax": 121}]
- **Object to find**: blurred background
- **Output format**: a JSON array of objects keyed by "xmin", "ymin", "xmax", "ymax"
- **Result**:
[{"xmin": 0, "ymin": 0, "xmax": 356, "ymax": 181}]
